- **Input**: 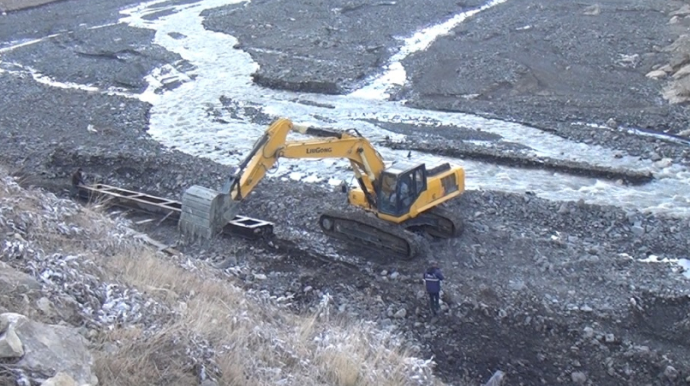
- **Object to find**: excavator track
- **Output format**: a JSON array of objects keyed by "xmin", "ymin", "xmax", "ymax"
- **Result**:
[
  {"xmin": 408, "ymin": 206, "xmax": 464, "ymax": 239},
  {"xmin": 318, "ymin": 210, "xmax": 428, "ymax": 260}
]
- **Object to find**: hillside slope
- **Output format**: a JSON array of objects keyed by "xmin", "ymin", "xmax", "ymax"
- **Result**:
[{"xmin": 0, "ymin": 170, "xmax": 442, "ymax": 386}]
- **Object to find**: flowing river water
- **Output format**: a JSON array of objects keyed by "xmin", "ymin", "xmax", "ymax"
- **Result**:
[
  {"xmin": 115, "ymin": 0, "xmax": 690, "ymax": 219},
  {"xmin": 1, "ymin": 0, "xmax": 689, "ymax": 220}
]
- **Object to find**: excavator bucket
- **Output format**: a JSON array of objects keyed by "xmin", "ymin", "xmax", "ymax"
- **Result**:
[{"xmin": 178, "ymin": 185, "xmax": 240, "ymax": 241}]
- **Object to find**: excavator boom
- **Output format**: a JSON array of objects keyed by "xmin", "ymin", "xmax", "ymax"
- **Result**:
[{"xmin": 224, "ymin": 119, "xmax": 385, "ymax": 203}]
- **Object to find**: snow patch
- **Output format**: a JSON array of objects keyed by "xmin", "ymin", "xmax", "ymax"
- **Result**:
[
  {"xmin": 679, "ymin": 259, "xmax": 690, "ymax": 279},
  {"xmin": 640, "ymin": 255, "xmax": 690, "ymax": 279}
]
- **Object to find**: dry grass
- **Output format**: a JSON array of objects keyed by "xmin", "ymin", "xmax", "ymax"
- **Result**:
[
  {"xmin": 93, "ymin": 246, "xmax": 438, "ymax": 386},
  {"xmin": 93, "ymin": 324, "xmax": 198, "ymax": 386},
  {"xmin": 0, "ymin": 174, "xmax": 442, "ymax": 386}
]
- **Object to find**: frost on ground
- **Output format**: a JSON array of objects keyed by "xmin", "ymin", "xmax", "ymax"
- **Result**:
[{"xmin": 0, "ymin": 172, "xmax": 442, "ymax": 386}]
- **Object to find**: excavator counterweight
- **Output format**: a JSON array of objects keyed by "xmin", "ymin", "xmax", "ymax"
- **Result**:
[{"xmin": 178, "ymin": 118, "xmax": 466, "ymax": 259}]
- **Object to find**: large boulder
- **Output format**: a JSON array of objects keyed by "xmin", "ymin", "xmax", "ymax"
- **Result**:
[
  {"xmin": 0, "ymin": 323, "xmax": 24, "ymax": 358},
  {"xmin": 0, "ymin": 313, "xmax": 98, "ymax": 386},
  {"xmin": 0, "ymin": 261, "xmax": 41, "ymax": 294}
]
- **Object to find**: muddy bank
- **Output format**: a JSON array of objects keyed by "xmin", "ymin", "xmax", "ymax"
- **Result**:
[
  {"xmin": 0, "ymin": 0, "xmax": 64, "ymax": 12},
  {"xmin": 0, "ymin": 0, "xmax": 143, "ymax": 43},
  {"xmin": 397, "ymin": 0, "xmax": 689, "ymax": 133},
  {"xmin": 369, "ymin": 120, "xmax": 658, "ymax": 184},
  {"xmin": 1, "ymin": 23, "xmax": 186, "ymax": 92}
]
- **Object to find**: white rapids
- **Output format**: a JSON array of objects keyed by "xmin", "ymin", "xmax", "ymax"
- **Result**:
[
  {"xmin": 1, "ymin": 0, "xmax": 689, "ymax": 220},
  {"xmin": 115, "ymin": 0, "xmax": 690, "ymax": 218}
]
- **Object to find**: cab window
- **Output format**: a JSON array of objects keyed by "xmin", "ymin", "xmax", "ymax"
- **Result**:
[
  {"xmin": 381, "ymin": 173, "xmax": 397, "ymax": 197},
  {"xmin": 377, "ymin": 169, "xmax": 423, "ymax": 216},
  {"xmin": 377, "ymin": 172, "xmax": 398, "ymax": 215},
  {"xmin": 397, "ymin": 173, "xmax": 414, "ymax": 208},
  {"xmin": 414, "ymin": 168, "xmax": 426, "ymax": 195}
]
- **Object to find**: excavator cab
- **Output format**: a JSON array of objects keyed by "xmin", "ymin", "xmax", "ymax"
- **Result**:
[{"xmin": 377, "ymin": 162, "xmax": 427, "ymax": 216}]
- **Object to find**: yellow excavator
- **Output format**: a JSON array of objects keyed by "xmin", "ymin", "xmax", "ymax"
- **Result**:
[{"xmin": 178, "ymin": 118, "xmax": 466, "ymax": 259}]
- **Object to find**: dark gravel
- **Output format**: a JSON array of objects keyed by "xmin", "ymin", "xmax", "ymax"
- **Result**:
[
  {"xmin": 2, "ymin": 23, "xmax": 185, "ymax": 92},
  {"xmin": 398, "ymin": 0, "xmax": 687, "ymax": 130},
  {"xmin": 2, "ymin": 0, "xmax": 690, "ymax": 385},
  {"xmin": 0, "ymin": 0, "xmax": 142, "ymax": 43},
  {"xmin": 201, "ymin": 0, "xmax": 487, "ymax": 94}
]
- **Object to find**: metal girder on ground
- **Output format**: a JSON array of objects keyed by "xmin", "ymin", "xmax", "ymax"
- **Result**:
[{"xmin": 76, "ymin": 183, "xmax": 274, "ymax": 239}]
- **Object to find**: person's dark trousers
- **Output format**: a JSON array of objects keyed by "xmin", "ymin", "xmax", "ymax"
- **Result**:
[
  {"xmin": 70, "ymin": 185, "xmax": 80, "ymax": 198},
  {"xmin": 428, "ymin": 292, "xmax": 440, "ymax": 315}
]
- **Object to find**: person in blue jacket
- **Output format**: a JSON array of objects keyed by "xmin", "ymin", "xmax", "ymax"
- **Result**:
[{"xmin": 424, "ymin": 261, "xmax": 444, "ymax": 316}]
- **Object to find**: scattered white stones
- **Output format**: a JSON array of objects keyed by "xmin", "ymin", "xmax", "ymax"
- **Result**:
[
  {"xmin": 646, "ymin": 69, "xmax": 667, "ymax": 79},
  {"xmin": 665, "ymin": 365, "xmax": 679, "ymax": 381},
  {"xmin": 571, "ymin": 371, "xmax": 587, "ymax": 384},
  {"xmin": 582, "ymin": 4, "xmax": 600, "ymax": 16}
]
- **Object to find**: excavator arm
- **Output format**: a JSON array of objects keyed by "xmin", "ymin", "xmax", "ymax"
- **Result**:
[
  {"xmin": 224, "ymin": 118, "xmax": 387, "ymax": 205},
  {"xmin": 179, "ymin": 118, "xmax": 388, "ymax": 239}
]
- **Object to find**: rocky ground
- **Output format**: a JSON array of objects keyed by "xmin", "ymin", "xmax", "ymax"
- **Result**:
[
  {"xmin": 203, "ymin": 0, "xmax": 690, "ymax": 139},
  {"xmin": 0, "ymin": 173, "xmax": 440, "ymax": 386},
  {"xmin": 2, "ymin": 0, "xmax": 690, "ymax": 385}
]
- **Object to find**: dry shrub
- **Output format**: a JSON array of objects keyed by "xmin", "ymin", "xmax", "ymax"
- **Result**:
[
  {"xmin": 0, "ymin": 366, "xmax": 15, "ymax": 386},
  {"xmin": 93, "ymin": 324, "xmax": 197, "ymax": 386},
  {"xmin": 305, "ymin": 317, "xmax": 424, "ymax": 386}
]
